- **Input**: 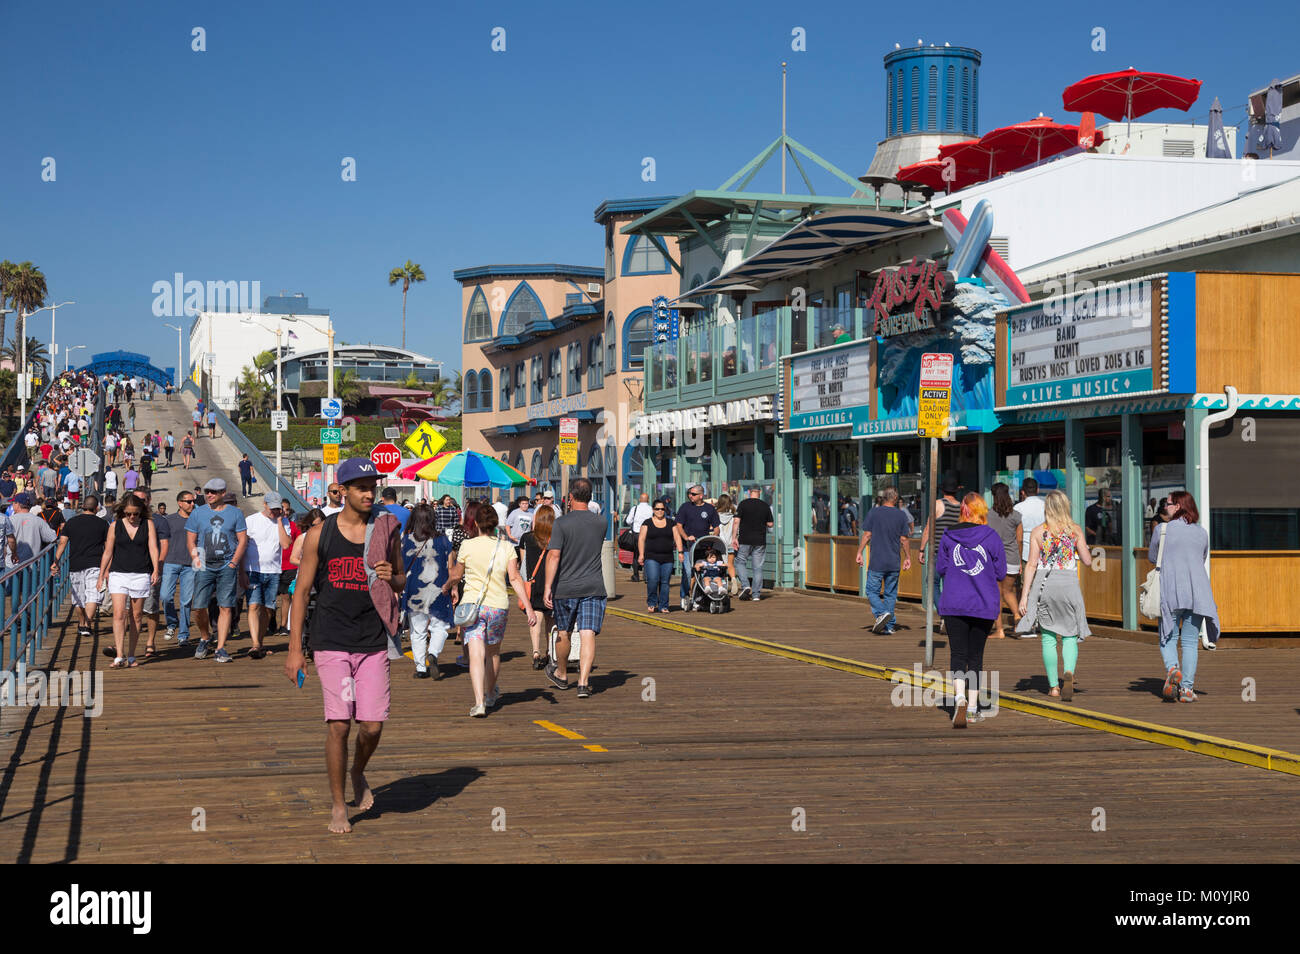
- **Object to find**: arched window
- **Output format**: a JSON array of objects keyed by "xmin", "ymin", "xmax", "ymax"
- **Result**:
[
  {"xmin": 623, "ymin": 307, "xmax": 652, "ymax": 370},
  {"xmin": 588, "ymin": 335, "xmax": 604, "ymax": 389},
  {"xmin": 887, "ymin": 72, "xmax": 895, "ymax": 136},
  {"xmin": 623, "ymin": 443, "xmax": 643, "ymax": 488},
  {"xmin": 621, "ymin": 234, "xmax": 670, "ymax": 275},
  {"xmin": 500, "ymin": 366, "xmax": 510, "ymax": 410},
  {"xmin": 588, "ymin": 443, "xmax": 605, "ymax": 478},
  {"xmin": 514, "ymin": 361, "xmax": 526, "ymax": 406},
  {"xmin": 499, "ymin": 282, "xmax": 545, "ymax": 337},
  {"xmin": 690, "ymin": 273, "xmax": 703, "ymax": 294},
  {"xmin": 547, "ymin": 449, "xmax": 560, "ymax": 483},
  {"xmin": 946, "ymin": 64, "xmax": 955, "ymax": 131},
  {"xmin": 910, "ymin": 66, "xmax": 919, "ymax": 131},
  {"xmin": 465, "ymin": 370, "xmax": 479, "ymax": 412},
  {"xmin": 547, "ymin": 349, "xmax": 561, "ymax": 399},
  {"xmin": 530, "ymin": 356, "xmax": 544, "ymax": 404},
  {"xmin": 530, "ymin": 451, "xmax": 542, "ymax": 480},
  {"xmin": 927, "ymin": 65, "xmax": 937, "ymax": 130},
  {"xmin": 464, "ymin": 287, "xmax": 492, "ymax": 341},
  {"xmin": 567, "ymin": 342, "xmax": 582, "ymax": 395},
  {"xmin": 477, "ymin": 369, "xmax": 491, "ymax": 411},
  {"xmin": 707, "ymin": 266, "xmax": 720, "ymax": 282},
  {"xmin": 514, "ymin": 452, "xmax": 526, "ymax": 476},
  {"xmin": 606, "ymin": 313, "xmax": 615, "ymax": 375}
]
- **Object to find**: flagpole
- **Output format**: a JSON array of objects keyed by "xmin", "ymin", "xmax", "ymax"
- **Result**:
[{"xmin": 781, "ymin": 61, "xmax": 787, "ymax": 194}]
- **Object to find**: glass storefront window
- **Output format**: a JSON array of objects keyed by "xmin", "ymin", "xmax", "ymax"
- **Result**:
[
  {"xmin": 754, "ymin": 310, "xmax": 778, "ymax": 369},
  {"xmin": 1082, "ymin": 421, "xmax": 1122, "ymax": 547},
  {"xmin": 872, "ymin": 443, "xmax": 923, "ymax": 531},
  {"xmin": 719, "ymin": 319, "xmax": 739, "ymax": 377},
  {"xmin": 993, "ymin": 430, "xmax": 1066, "ymax": 499},
  {"xmin": 697, "ymin": 322, "xmax": 712, "ymax": 383}
]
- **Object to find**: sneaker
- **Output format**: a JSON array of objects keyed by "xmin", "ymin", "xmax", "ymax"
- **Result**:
[
  {"xmin": 965, "ymin": 707, "xmax": 981, "ymax": 724},
  {"xmin": 544, "ymin": 662, "xmax": 571, "ymax": 690},
  {"xmin": 1061, "ymin": 671, "xmax": 1074, "ymax": 702},
  {"xmin": 576, "ymin": 683, "xmax": 592, "ymax": 699},
  {"xmin": 455, "ymin": 655, "xmax": 468, "ymax": 669},
  {"xmin": 739, "ymin": 586, "xmax": 752, "ymax": 600},
  {"xmin": 486, "ymin": 686, "xmax": 502, "ymax": 708},
  {"xmin": 214, "ymin": 649, "xmax": 232, "ymax": 663},
  {"xmin": 164, "ymin": 626, "xmax": 176, "ymax": 640},
  {"xmin": 1178, "ymin": 687, "xmax": 1198, "ymax": 703},
  {"xmin": 751, "ymin": 595, "xmax": 760, "ymax": 601},
  {"xmin": 681, "ymin": 597, "xmax": 689, "ymax": 611},
  {"xmin": 871, "ymin": 612, "xmax": 890, "ymax": 633},
  {"xmin": 1201, "ymin": 633, "xmax": 1217, "ymax": 651},
  {"xmin": 952, "ymin": 702, "xmax": 967, "ymax": 729},
  {"xmin": 469, "ymin": 703, "xmax": 487, "ymax": 718},
  {"xmin": 1162, "ymin": 665, "xmax": 1182, "ymax": 701},
  {"xmin": 193, "ymin": 639, "xmax": 210, "ymax": 660},
  {"xmin": 414, "ymin": 667, "xmax": 431, "ymax": 679}
]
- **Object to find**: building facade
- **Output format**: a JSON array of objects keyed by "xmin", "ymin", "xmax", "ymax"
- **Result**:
[{"xmin": 455, "ymin": 198, "xmax": 681, "ymax": 528}]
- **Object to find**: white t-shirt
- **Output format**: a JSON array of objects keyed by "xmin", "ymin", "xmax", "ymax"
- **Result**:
[
  {"xmin": 506, "ymin": 507, "xmax": 533, "ymax": 542},
  {"xmin": 587, "ymin": 501, "xmax": 602, "ymax": 515},
  {"xmin": 243, "ymin": 512, "xmax": 283, "ymax": 574},
  {"xmin": 24, "ymin": 433, "xmax": 37, "ymax": 449},
  {"xmin": 321, "ymin": 505, "xmax": 343, "ymax": 517},
  {"xmin": 627, "ymin": 501, "xmax": 653, "ymax": 533},
  {"xmin": 492, "ymin": 501, "xmax": 508, "ymax": 525},
  {"xmin": 104, "ymin": 470, "xmax": 117, "ymax": 491},
  {"xmin": 1014, "ymin": 495, "xmax": 1046, "ymax": 562}
]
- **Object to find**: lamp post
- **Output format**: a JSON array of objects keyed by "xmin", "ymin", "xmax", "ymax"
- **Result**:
[
  {"xmin": 64, "ymin": 344, "xmax": 86, "ymax": 372},
  {"xmin": 280, "ymin": 314, "xmax": 335, "ymax": 485},
  {"xmin": 19, "ymin": 301, "xmax": 73, "ymax": 421},
  {"xmin": 242, "ymin": 316, "xmax": 290, "ymax": 498},
  {"xmin": 163, "ymin": 323, "xmax": 182, "ymax": 389},
  {"xmin": 46, "ymin": 300, "xmax": 75, "ymax": 372}
]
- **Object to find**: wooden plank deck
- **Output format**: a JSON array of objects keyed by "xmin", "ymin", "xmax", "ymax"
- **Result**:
[{"xmin": 2, "ymin": 577, "xmax": 1299, "ymax": 863}]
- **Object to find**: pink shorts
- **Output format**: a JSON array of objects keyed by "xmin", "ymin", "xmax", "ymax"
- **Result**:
[{"xmin": 314, "ymin": 650, "xmax": 391, "ymax": 723}]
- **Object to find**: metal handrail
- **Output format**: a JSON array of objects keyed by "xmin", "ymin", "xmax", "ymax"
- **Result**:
[{"xmin": 1, "ymin": 541, "xmax": 72, "ymax": 673}]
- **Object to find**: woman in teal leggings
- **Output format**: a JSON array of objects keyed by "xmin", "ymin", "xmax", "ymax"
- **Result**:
[{"xmin": 1017, "ymin": 491, "xmax": 1092, "ymax": 699}]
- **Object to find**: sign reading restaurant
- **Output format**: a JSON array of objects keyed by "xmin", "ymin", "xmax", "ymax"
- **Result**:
[
  {"xmin": 634, "ymin": 395, "xmax": 775, "ymax": 437},
  {"xmin": 999, "ymin": 276, "xmax": 1165, "ymax": 409}
]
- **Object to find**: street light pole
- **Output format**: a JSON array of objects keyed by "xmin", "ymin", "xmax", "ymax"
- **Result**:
[
  {"xmin": 276, "ymin": 324, "xmax": 284, "ymax": 488},
  {"xmin": 65, "ymin": 344, "xmax": 86, "ymax": 372},
  {"xmin": 48, "ymin": 300, "xmax": 75, "ymax": 371}
]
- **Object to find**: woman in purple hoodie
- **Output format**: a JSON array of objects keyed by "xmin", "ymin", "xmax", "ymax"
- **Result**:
[{"xmin": 936, "ymin": 493, "xmax": 1008, "ymax": 728}]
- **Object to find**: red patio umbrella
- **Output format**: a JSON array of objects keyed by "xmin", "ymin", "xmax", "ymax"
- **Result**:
[
  {"xmin": 937, "ymin": 138, "xmax": 1007, "ymax": 186},
  {"xmin": 1062, "ymin": 67, "xmax": 1202, "ymax": 138},
  {"xmin": 978, "ymin": 115, "xmax": 1105, "ymax": 173},
  {"xmin": 896, "ymin": 157, "xmax": 977, "ymax": 192}
]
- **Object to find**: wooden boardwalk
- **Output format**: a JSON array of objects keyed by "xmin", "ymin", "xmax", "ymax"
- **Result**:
[{"xmin": 2, "ymin": 575, "xmax": 1299, "ymax": 863}]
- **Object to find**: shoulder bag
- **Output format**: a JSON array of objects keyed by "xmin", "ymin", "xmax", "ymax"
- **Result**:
[
  {"xmin": 1139, "ymin": 524, "xmax": 1167, "ymax": 620},
  {"xmin": 453, "ymin": 535, "xmax": 502, "ymax": 628}
]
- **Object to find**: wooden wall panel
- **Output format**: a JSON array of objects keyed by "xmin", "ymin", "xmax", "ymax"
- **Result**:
[
  {"xmin": 831, "ymin": 536, "xmax": 861, "ymax": 593},
  {"xmin": 1196, "ymin": 273, "xmax": 1300, "ymax": 394},
  {"xmin": 1079, "ymin": 546, "xmax": 1123, "ymax": 621},
  {"xmin": 1134, "ymin": 548, "xmax": 1300, "ymax": 633},
  {"xmin": 804, "ymin": 535, "xmax": 831, "ymax": 588}
]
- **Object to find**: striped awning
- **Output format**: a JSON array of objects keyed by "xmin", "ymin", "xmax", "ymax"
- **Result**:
[{"xmin": 688, "ymin": 209, "xmax": 935, "ymax": 295}]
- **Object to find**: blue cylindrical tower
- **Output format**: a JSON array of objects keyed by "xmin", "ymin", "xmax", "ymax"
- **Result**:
[{"xmin": 884, "ymin": 44, "xmax": 981, "ymax": 138}]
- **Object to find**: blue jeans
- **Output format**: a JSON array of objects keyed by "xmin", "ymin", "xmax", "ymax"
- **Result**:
[
  {"xmin": 161, "ymin": 563, "xmax": 194, "ymax": 641},
  {"xmin": 644, "ymin": 559, "xmax": 673, "ymax": 611},
  {"xmin": 680, "ymin": 560, "xmax": 694, "ymax": 601},
  {"xmin": 736, "ymin": 544, "xmax": 766, "ymax": 597},
  {"xmin": 866, "ymin": 569, "xmax": 900, "ymax": 632},
  {"xmin": 1159, "ymin": 611, "xmax": 1202, "ymax": 690}
]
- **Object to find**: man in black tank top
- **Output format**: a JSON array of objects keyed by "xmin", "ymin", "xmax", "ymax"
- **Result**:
[{"xmin": 286, "ymin": 458, "xmax": 404, "ymax": 834}]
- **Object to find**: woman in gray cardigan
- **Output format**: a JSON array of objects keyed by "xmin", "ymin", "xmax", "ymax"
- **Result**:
[{"xmin": 1149, "ymin": 492, "xmax": 1220, "ymax": 703}]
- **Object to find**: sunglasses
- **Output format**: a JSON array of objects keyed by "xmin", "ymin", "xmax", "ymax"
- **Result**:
[{"xmin": 124, "ymin": 510, "xmax": 142, "ymax": 517}]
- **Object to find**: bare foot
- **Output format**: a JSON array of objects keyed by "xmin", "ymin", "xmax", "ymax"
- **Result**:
[
  {"xmin": 329, "ymin": 806, "xmax": 352, "ymax": 833},
  {"xmin": 351, "ymin": 772, "xmax": 374, "ymax": 811}
]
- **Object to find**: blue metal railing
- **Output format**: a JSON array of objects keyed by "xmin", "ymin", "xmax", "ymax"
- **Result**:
[
  {"xmin": 181, "ymin": 381, "xmax": 309, "ymax": 512},
  {"xmin": 1, "ymin": 543, "xmax": 72, "ymax": 674}
]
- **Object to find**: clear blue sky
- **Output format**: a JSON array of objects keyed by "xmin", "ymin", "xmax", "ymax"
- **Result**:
[{"xmin": 3, "ymin": 0, "xmax": 1295, "ymax": 376}]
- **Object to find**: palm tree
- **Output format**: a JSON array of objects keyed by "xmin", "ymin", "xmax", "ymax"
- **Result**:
[
  {"xmin": 235, "ymin": 365, "xmax": 272, "ymax": 419},
  {"xmin": 0, "ymin": 260, "xmax": 19, "ymax": 352},
  {"xmin": 387, "ymin": 260, "xmax": 426, "ymax": 351},
  {"xmin": 447, "ymin": 370, "xmax": 462, "ymax": 406},
  {"xmin": 426, "ymin": 378, "xmax": 450, "ymax": 408},
  {"xmin": 398, "ymin": 370, "xmax": 424, "ymax": 390},
  {"xmin": 5, "ymin": 262, "xmax": 47, "ymax": 361},
  {"xmin": 2, "ymin": 335, "xmax": 49, "ymax": 379},
  {"xmin": 332, "ymin": 368, "xmax": 365, "ymax": 412}
]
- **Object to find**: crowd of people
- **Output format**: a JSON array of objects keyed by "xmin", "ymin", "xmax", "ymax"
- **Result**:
[{"xmin": 855, "ymin": 474, "xmax": 1221, "ymax": 727}]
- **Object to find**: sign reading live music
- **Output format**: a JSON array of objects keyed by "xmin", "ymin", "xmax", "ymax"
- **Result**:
[
  {"xmin": 1002, "ymin": 278, "xmax": 1159, "ymax": 408},
  {"xmin": 864, "ymin": 258, "xmax": 954, "ymax": 337}
]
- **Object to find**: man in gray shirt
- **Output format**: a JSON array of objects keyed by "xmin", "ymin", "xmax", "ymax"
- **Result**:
[
  {"xmin": 543, "ymin": 477, "xmax": 606, "ymax": 698},
  {"xmin": 9, "ymin": 493, "xmax": 56, "ymax": 564}
]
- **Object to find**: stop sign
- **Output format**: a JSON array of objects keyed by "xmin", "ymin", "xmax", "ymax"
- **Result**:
[{"xmin": 370, "ymin": 442, "xmax": 402, "ymax": 474}]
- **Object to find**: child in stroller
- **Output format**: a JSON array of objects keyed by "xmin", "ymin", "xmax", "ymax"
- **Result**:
[{"xmin": 691, "ymin": 542, "xmax": 732, "ymax": 613}]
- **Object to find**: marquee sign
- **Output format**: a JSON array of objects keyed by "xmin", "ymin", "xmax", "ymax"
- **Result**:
[
  {"xmin": 999, "ymin": 276, "xmax": 1167, "ymax": 409},
  {"xmin": 788, "ymin": 343, "xmax": 873, "ymax": 427},
  {"xmin": 634, "ymin": 395, "xmax": 775, "ymax": 437}
]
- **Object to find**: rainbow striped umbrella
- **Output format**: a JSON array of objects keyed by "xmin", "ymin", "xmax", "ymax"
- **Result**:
[{"xmin": 398, "ymin": 450, "xmax": 528, "ymax": 487}]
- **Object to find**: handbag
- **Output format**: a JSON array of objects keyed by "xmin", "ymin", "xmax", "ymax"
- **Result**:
[
  {"xmin": 1139, "ymin": 524, "xmax": 1167, "ymax": 620},
  {"xmin": 453, "ymin": 535, "xmax": 502, "ymax": 628}
]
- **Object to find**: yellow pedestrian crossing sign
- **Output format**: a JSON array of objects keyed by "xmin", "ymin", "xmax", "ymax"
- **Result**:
[{"xmin": 404, "ymin": 422, "xmax": 447, "ymax": 460}]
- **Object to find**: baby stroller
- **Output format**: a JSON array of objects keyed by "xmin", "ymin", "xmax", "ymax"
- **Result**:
[{"xmin": 689, "ymin": 535, "xmax": 732, "ymax": 614}]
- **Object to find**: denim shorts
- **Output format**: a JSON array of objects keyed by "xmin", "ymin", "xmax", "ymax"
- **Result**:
[
  {"xmin": 246, "ymin": 570, "xmax": 281, "ymax": 606},
  {"xmin": 193, "ymin": 565, "xmax": 238, "ymax": 609}
]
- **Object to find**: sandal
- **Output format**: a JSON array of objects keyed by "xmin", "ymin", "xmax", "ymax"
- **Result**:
[
  {"xmin": 1048, "ymin": 686, "xmax": 1060, "ymax": 698},
  {"xmin": 127, "ymin": 657, "xmax": 139, "ymax": 668},
  {"xmin": 144, "ymin": 647, "xmax": 157, "ymax": 658},
  {"xmin": 532, "ymin": 652, "xmax": 547, "ymax": 671}
]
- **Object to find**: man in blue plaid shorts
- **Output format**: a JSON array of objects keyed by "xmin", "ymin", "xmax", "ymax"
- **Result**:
[{"xmin": 543, "ymin": 477, "xmax": 606, "ymax": 698}]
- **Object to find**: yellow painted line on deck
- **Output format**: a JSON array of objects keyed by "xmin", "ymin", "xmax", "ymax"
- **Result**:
[
  {"xmin": 608, "ymin": 606, "xmax": 1300, "ymax": 778},
  {"xmin": 533, "ymin": 719, "xmax": 587, "ymax": 741}
]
